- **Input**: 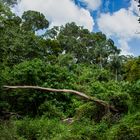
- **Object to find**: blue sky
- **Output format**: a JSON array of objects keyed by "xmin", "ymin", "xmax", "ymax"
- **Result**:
[
  {"xmin": 14, "ymin": 0, "xmax": 140, "ymax": 56},
  {"xmin": 74, "ymin": 0, "xmax": 140, "ymax": 56}
]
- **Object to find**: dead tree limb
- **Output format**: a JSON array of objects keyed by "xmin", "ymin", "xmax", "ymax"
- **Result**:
[{"xmin": 3, "ymin": 85, "xmax": 118, "ymax": 112}]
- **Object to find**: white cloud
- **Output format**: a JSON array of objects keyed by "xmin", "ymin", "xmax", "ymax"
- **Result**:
[
  {"xmin": 80, "ymin": 0, "xmax": 101, "ymax": 11},
  {"xmin": 118, "ymin": 39, "xmax": 133, "ymax": 55},
  {"xmin": 97, "ymin": 9, "xmax": 139, "ymax": 38},
  {"xmin": 15, "ymin": 0, "xmax": 94, "ymax": 31},
  {"xmin": 129, "ymin": 0, "xmax": 140, "ymax": 15},
  {"xmin": 97, "ymin": 1, "xmax": 140, "ymax": 55}
]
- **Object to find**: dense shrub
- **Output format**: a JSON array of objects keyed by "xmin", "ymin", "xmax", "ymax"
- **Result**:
[
  {"xmin": 127, "ymin": 80, "xmax": 140, "ymax": 109},
  {"xmin": 16, "ymin": 118, "xmax": 68, "ymax": 140},
  {"xmin": 105, "ymin": 112, "xmax": 140, "ymax": 140},
  {"xmin": 0, "ymin": 121, "xmax": 25, "ymax": 140},
  {"xmin": 75, "ymin": 102, "xmax": 106, "ymax": 122},
  {"xmin": 97, "ymin": 91, "xmax": 132, "ymax": 114}
]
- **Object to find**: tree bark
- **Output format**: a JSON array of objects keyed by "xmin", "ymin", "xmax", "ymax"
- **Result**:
[{"xmin": 3, "ymin": 85, "xmax": 118, "ymax": 112}]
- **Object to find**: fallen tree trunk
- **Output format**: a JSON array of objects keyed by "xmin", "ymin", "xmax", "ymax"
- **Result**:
[{"xmin": 3, "ymin": 85, "xmax": 118, "ymax": 112}]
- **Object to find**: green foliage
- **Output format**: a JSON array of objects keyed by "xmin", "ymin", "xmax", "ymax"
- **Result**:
[
  {"xmin": 1, "ymin": 113, "xmax": 140, "ymax": 140},
  {"xmin": 97, "ymin": 91, "xmax": 132, "ymax": 114},
  {"xmin": 16, "ymin": 118, "xmax": 68, "ymax": 140},
  {"xmin": 89, "ymin": 122, "xmax": 109, "ymax": 140},
  {"xmin": 9, "ymin": 58, "xmax": 46, "ymax": 85},
  {"xmin": 0, "ymin": 4, "xmax": 49, "ymax": 66},
  {"xmin": 0, "ymin": 59, "xmax": 78, "ymax": 116},
  {"xmin": 124, "ymin": 57, "xmax": 140, "ymax": 81},
  {"xmin": 75, "ymin": 102, "xmax": 107, "ymax": 122},
  {"xmin": 0, "ymin": 121, "xmax": 25, "ymax": 140},
  {"xmin": 38, "ymin": 100, "xmax": 64, "ymax": 118},
  {"xmin": 22, "ymin": 10, "xmax": 49, "ymax": 31},
  {"xmin": 0, "ymin": 3, "xmax": 140, "ymax": 140},
  {"xmin": 90, "ymin": 81, "xmax": 106, "ymax": 95},
  {"xmin": 105, "ymin": 112, "xmax": 140, "ymax": 140},
  {"xmin": 126, "ymin": 80, "xmax": 140, "ymax": 109},
  {"xmin": 1, "ymin": 0, "xmax": 18, "ymax": 6}
]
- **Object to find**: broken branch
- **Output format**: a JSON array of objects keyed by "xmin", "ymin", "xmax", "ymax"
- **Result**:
[{"xmin": 3, "ymin": 85, "xmax": 118, "ymax": 112}]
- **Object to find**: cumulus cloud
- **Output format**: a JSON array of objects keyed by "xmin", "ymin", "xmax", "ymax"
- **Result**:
[
  {"xmin": 118, "ymin": 39, "xmax": 133, "ymax": 55},
  {"xmin": 15, "ymin": 0, "xmax": 94, "ymax": 31},
  {"xmin": 97, "ymin": 9, "xmax": 139, "ymax": 38},
  {"xmin": 129, "ymin": 0, "xmax": 140, "ymax": 15},
  {"xmin": 80, "ymin": 0, "xmax": 101, "ymax": 11},
  {"xmin": 97, "ymin": 0, "xmax": 140, "ymax": 55}
]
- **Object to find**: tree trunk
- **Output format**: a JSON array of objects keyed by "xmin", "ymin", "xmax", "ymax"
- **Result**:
[
  {"xmin": 3, "ymin": 85, "xmax": 118, "ymax": 112},
  {"xmin": 115, "ymin": 69, "xmax": 118, "ymax": 81}
]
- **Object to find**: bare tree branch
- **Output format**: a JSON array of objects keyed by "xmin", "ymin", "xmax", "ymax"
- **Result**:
[{"xmin": 3, "ymin": 85, "xmax": 118, "ymax": 112}]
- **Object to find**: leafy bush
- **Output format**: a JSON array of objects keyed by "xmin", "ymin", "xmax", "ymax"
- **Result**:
[
  {"xmin": 9, "ymin": 58, "xmax": 46, "ymax": 85},
  {"xmin": 16, "ymin": 118, "xmax": 68, "ymax": 140},
  {"xmin": 0, "ymin": 121, "xmax": 25, "ymax": 140},
  {"xmin": 89, "ymin": 122, "xmax": 109, "ymax": 140},
  {"xmin": 75, "ymin": 102, "xmax": 106, "ymax": 122},
  {"xmin": 105, "ymin": 112, "xmax": 140, "ymax": 140},
  {"xmin": 97, "ymin": 91, "xmax": 132, "ymax": 114},
  {"xmin": 38, "ymin": 100, "xmax": 64, "ymax": 118},
  {"xmin": 127, "ymin": 80, "xmax": 140, "ymax": 109}
]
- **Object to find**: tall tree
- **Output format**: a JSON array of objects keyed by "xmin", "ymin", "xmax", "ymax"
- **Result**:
[
  {"xmin": 0, "ymin": 3, "xmax": 50, "ymax": 66},
  {"xmin": 46, "ymin": 23, "xmax": 120, "ymax": 66},
  {"xmin": 1, "ymin": 0, "xmax": 18, "ymax": 6},
  {"xmin": 109, "ymin": 55, "xmax": 123, "ymax": 81},
  {"xmin": 22, "ymin": 10, "xmax": 49, "ymax": 32},
  {"xmin": 124, "ymin": 56, "xmax": 140, "ymax": 81}
]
